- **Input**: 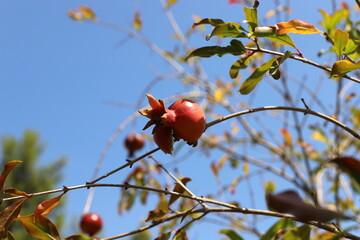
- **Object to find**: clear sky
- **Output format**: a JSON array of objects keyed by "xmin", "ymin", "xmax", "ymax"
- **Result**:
[{"xmin": 1, "ymin": 0, "xmax": 359, "ymax": 239}]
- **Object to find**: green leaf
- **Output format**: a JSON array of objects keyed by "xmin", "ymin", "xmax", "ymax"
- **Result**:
[
  {"xmin": 206, "ymin": 22, "xmax": 247, "ymax": 40},
  {"xmin": 173, "ymin": 229, "xmax": 188, "ymax": 240},
  {"xmin": 259, "ymin": 218, "xmax": 295, "ymax": 240},
  {"xmin": 186, "ymin": 41, "xmax": 246, "ymax": 60},
  {"xmin": 269, "ymin": 51, "xmax": 293, "ymax": 80},
  {"xmin": 345, "ymin": 39, "xmax": 360, "ymax": 55},
  {"xmin": 319, "ymin": 9, "xmax": 348, "ymax": 34},
  {"xmin": 230, "ymin": 56, "xmax": 250, "ymax": 79},
  {"xmin": 154, "ymin": 232, "xmax": 172, "ymax": 240},
  {"xmin": 330, "ymin": 60, "xmax": 360, "ymax": 78},
  {"xmin": 219, "ymin": 229, "xmax": 244, "ymax": 240},
  {"xmin": 243, "ymin": 6, "xmax": 258, "ymax": 31},
  {"xmin": 192, "ymin": 18, "xmax": 224, "ymax": 28},
  {"xmin": 18, "ymin": 215, "xmax": 60, "ymax": 240},
  {"xmin": 0, "ymin": 199, "xmax": 27, "ymax": 238},
  {"xmin": 264, "ymin": 34, "xmax": 296, "ymax": 49},
  {"xmin": 282, "ymin": 225, "xmax": 311, "ymax": 240},
  {"xmin": 334, "ymin": 29, "xmax": 349, "ymax": 56},
  {"xmin": 4, "ymin": 231, "xmax": 16, "ymax": 240},
  {"xmin": 65, "ymin": 234, "xmax": 96, "ymax": 240},
  {"xmin": 239, "ymin": 56, "xmax": 281, "ymax": 94}
]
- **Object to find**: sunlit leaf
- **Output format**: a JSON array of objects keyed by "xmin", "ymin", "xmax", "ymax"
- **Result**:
[
  {"xmin": 186, "ymin": 40, "xmax": 246, "ymax": 60},
  {"xmin": 279, "ymin": 128, "xmax": 293, "ymax": 147},
  {"xmin": 319, "ymin": 9, "xmax": 348, "ymax": 34},
  {"xmin": 192, "ymin": 18, "xmax": 224, "ymax": 28},
  {"xmin": 230, "ymin": 56, "xmax": 250, "ymax": 79},
  {"xmin": 259, "ymin": 218, "xmax": 295, "ymax": 240},
  {"xmin": 18, "ymin": 215, "xmax": 60, "ymax": 240},
  {"xmin": 173, "ymin": 229, "xmax": 188, "ymax": 240},
  {"xmin": 133, "ymin": 12, "xmax": 142, "ymax": 31},
  {"xmin": 207, "ymin": 23, "xmax": 247, "ymax": 40},
  {"xmin": 4, "ymin": 188, "xmax": 30, "ymax": 197},
  {"xmin": 264, "ymin": 34, "xmax": 297, "ymax": 49},
  {"xmin": 311, "ymin": 128, "xmax": 328, "ymax": 142},
  {"xmin": 239, "ymin": 56, "xmax": 281, "ymax": 94},
  {"xmin": 266, "ymin": 190, "xmax": 340, "ymax": 222},
  {"xmin": 154, "ymin": 232, "xmax": 172, "ymax": 240},
  {"xmin": 330, "ymin": 60, "xmax": 360, "ymax": 78},
  {"xmin": 264, "ymin": 180, "xmax": 276, "ymax": 194},
  {"xmin": 65, "ymin": 234, "xmax": 96, "ymax": 240},
  {"xmin": 219, "ymin": 229, "xmax": 244, "ymax": 240},
  {"xmin": 168, "ymin": 177, "xmax": 191, "ymax": 207},
  {"xmin": 77, "ymin": 6, "xmax": 96, "ymax": 21},
  {"xmin": 243, "ymin": 6, "xmax": 258, "ymax": 32},
  {"xmin": 334, "ymin": 29, "xmax": 349, "ymax": 56},
  {"xmin": 67, "ymin": 10, "xmax": 84, "ymax": 21},
  {"xmin": 275, "ymin": 19, "xmax": 322, "ymax": 35},
  {"xmin": 166, "ymin": 0, "xmax": 178, "ymax": 8},
  {"xmin": 145, "ymin": 209, "xmax": 167, "ymax": 222},
  {"xmin": 0, "ymin": 160, "xmax": 22, "ymax": 191},
  {"xmin": 34, "ymin": 193, "xmax": 65, "ymax": 216},
  {"xmin": 345, "ymin": 39, "xmax": 360, "ymax": 56},
  {"xmin": 0, "ymin": 198, "xmax": 26, "ymax": 238},
  {"xmin": 282, "ymin": 225, "xmax": 311, "ymax": 240}
]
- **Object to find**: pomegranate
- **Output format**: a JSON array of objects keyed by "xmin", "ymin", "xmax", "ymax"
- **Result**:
[
  {"xmin": 124, "ymin": 133, "xmax": 145, "ymax": 157},
  {"xmin": 80, "ymin": 212, "xmax": 103, "ymax": 237},
  {"xmin": 138, "ymin": 94, "xmax": 206, "ymax": 154}
]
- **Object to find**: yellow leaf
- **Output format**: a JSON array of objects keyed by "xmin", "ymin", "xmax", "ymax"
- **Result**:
[
  {"xmin": 77, "ymin": 6, "xmax": 96, "ymax": 21},
  {"xmin": 214, "ymin": 88, "xmax": 224, "ymax": 102},
  {"xmin": 166, "ymin": 0, "xmax": 178, "ymax": 8},
  {"xmin": 275, "ymin": 19, "xmax": 322, "ymax": 34},
  {"xmin": 133, "ymin": 12, "xmax": 142, "ymax": 31},
  {"xmin": 279, "ymin": 128, "xmax": 292, "ymax": 147},
  {"xmin": 67, "ymin": 10, "xmax": 84, "ymax": 21},
  {"xmin": 330, "ymin": 60, "xmax": 360, "ymax": 78},
  {"xmin": 311, "ymin": 131, "xmax": 327, "ymax": 142}
]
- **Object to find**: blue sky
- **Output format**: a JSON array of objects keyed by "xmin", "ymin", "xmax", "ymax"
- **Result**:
[{"xmin": 1, "ymin": 0, "xmax": 359, "ymax": 239}]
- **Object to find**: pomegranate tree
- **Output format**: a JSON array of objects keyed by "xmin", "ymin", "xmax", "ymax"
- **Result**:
[{"xmin": 139, "ymin": 94, "xmax": 206, "ymax": 154}]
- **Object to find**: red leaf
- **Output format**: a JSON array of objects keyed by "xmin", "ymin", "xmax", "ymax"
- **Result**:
[
  {"xmin": 0, "ymin": 198, "xmax": 26, "ymax": 238},
  {"xmin": 0, "ymin": 161, "xmax": 22, "ymax": 191},
  {"xmin": 34, "ymin": 193, "xmax": 64, "ymax": 216}
]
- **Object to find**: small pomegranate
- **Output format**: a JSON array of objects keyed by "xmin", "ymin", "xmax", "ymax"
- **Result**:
[
  {"xmin": 124, "ymin": 133, "xmax": 145, "ymax": 157},
  {"xmin": 138, "ymin": 94, "xmax": 206, "ymax": 154},
  {"xmin": 80, "ymin": 212, "xmax": 103, "ymax": 237}
]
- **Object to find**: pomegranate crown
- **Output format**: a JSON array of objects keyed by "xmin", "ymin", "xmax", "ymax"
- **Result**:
[{"xmin": 138, "ymin": 94, "xmax": 167, "ymax": 130}]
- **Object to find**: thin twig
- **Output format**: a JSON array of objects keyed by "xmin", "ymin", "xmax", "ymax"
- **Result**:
[
  {"xmin": 206, "ymin": 106, "xmax": 360, "ymax": 140},
  {"xmin": 247, "ymin": 47, "xmax": 360, "ymax": 84}
]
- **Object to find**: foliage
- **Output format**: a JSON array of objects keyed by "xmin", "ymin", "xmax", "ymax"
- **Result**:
[{"xmin": 1, "ymin": 131, "xmax": 66, "ymax": 239}]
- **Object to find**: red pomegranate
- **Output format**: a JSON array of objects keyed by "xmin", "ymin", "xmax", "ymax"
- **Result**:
[
  {"xmin": 138, "ymin": 94, "xmax": 206, "ymax": 154},
  {"xmin": 80, "ymin": 212, "xmax": 103, "ymax": 237},
  {"xmin": 124, "ymin": 133, "xmax": 145, "ymax": 157}
]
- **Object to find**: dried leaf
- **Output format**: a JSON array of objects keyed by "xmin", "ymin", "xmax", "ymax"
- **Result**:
[
  {"xmin": 67, "ymin": 10, "xmax": 84, "ymax": 21},
  {"xmin": 280, "ymin": 128, "xmax": 293, "ymax": 147},
  {"xmin": 0, "ymin": 160, "xmax": 22, "ymax": 191},
  {"xmin": 168, "ymin": 177, "xmax": 191, "ymax": 207},
  {"xmin": 145, "ymin": 209, "xmax": 167, "ymax": 222},
  {"xmin": 275, "ymin": 19, "xmax": 322, "ymax": 35},
  {"xmin": 4, "ymin": 188, "xmax": 30, "ymax": 198},
  {"xmin": 267, "ymin": 190, "xmax": 340, "ymax": 222}
]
